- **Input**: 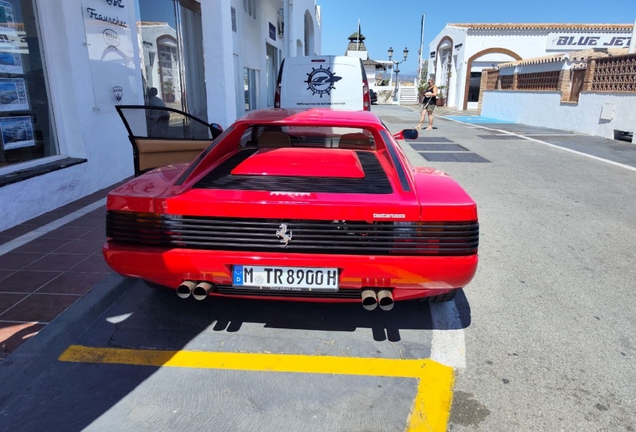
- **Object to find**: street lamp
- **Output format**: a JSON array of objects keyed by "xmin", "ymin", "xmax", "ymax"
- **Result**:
[{"xmin": 388, "ymin": 46, "xmax": 408, "ymax": 102}]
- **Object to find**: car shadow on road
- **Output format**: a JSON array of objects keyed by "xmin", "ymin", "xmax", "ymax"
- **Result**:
[{"xmin": 98, "ymin": 280, "xmax": 472, "ymax": 346}]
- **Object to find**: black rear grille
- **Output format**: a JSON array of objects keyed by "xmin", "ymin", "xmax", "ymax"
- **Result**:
[
  {"xmin": 193, "ymin": 149, "xmax": 393, "ymax": 194},
  {"xmin": 106, "ymin": 211, "xmax": 479, "ymax": 256}
]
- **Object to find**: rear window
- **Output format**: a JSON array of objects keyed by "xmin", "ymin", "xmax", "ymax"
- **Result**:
[{"xmin": 239, "ymin": 126, "xmax": 377, "ymax": 150}]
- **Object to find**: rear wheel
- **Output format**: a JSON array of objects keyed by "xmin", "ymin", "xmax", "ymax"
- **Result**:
[{"xmin": 417, "ymin": 288, "xmax": 460, "ymax": 303}]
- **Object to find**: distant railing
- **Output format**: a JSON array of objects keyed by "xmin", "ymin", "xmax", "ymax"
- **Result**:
[
  {"xmin": 588, "ymin": 54, "xmax": 636, "ymax": 93},
  {"xmin": 517, "ymin": 71, "xmax": 560, "ymax": 91},
  {"xmin": 482, "ymin": 51, "xmax": 636, "ymax": 109},
  {"xmin": 499, "ymin": 75, "xmax": 513, "ymax": 90}
]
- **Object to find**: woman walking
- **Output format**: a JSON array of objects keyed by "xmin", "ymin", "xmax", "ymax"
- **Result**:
[{"xmin": 416, "ymin": 78, "xmax": 438, "ymax": 131}]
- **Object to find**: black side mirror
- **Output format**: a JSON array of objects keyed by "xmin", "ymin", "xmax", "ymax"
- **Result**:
[
  {"xmin": 210, "ymin": 123, "xmax": 223, "ymax": 139},
  {"xmin": 392, "ymin": 129, "xmax": 418, "ymax": 140}
]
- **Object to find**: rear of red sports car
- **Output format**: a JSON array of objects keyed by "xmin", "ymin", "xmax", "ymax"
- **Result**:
[{"xmin": 103, "ymin": 108, "xmax": 478, "ymax": 310}]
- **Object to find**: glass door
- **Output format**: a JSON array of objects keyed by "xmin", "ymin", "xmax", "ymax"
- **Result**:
[{"xmin": 138, "ymin": 0, "xmax": 207, "ymax": 125}]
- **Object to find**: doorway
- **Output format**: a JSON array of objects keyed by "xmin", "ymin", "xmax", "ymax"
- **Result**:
[{"xmin": 138, "ymin": 0, "xmax": 208, "ymax": 123}]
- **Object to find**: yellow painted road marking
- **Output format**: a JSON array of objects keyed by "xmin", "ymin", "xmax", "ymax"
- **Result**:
[{"xmin": 60, "ymin": 345, "xmax": 454, "ymax": 431}]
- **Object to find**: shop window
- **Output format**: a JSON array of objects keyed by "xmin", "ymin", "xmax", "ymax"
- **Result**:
[{"xmin": 0, "ymin": 0, "xmax": 57, "ymax": 168}]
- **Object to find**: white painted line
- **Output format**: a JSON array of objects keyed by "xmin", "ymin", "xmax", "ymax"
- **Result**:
[
  {"xmin": 524, "ymin": 133, "xmax": 579, "ymax": 137},
  {"xmin": 445, "ymin": 118, "xmax": 636, "ymax": 173},
  {"xmin": 0, "ymin": 198, "xmax": 106, "ymax": 257},
  {"xmin": 429, "ymin": 301, "xmax": 466, "ymax": 369}
]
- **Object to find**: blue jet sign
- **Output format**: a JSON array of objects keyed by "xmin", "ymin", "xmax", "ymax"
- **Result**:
[{"xmin": 546, "ymin": 33, "xmax": 632, "ymax": 50}]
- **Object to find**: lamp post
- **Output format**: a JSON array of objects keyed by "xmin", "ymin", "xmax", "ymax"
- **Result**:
[{"xmin": 388, "ymin": 46, "xmax": 408, "ymax": 102}]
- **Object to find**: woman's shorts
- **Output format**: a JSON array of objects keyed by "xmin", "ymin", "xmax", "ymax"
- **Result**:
[{"xmin": 423, "ymin": 104, "xmax": 436, "ymax": 113}]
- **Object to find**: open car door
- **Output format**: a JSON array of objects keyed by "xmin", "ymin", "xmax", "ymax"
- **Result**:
[{"xmin": 116, "ymin": 105, "xmax": 223, "ymax": 177}]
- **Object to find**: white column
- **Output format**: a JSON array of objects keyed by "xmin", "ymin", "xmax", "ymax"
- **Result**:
[{"xmin": 201, "ymin": 0, "xmax": 236, "ymax": 127}]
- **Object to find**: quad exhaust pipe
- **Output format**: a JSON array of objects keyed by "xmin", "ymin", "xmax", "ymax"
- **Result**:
[
  {"xmin": 361, "ymin": 289, "xmax": 394, "ymax": 311},
  {"xmin": 377, "ymin": 289, "xmax": 394, "ymax": 311},
  {"xmin": 361, "ymin": 289, "xmax": 378, "ymax": 311},
  {"xmin": 176, "ymin": 281, "xmax": 196, "ymax": 299},
  {"xmin": 192, "ymin": 282, "xmax": 213, "ymax": 301},
  {"xmin": 176, "ymin": 281, "xmax": 214, "ymax": 300}
]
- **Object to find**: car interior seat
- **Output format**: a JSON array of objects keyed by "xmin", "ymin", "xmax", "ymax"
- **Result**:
[
  {"xmin": 258, "ymin": 131, "xmax": 292, "ymax": 148},
  {"xmin": 338, "ymin": 133, "xmax": 374, "ymax": 150}
]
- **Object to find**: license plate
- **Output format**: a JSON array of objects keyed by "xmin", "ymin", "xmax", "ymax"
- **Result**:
[{"xmin": 232, "ymin": 265, "xmax": 338, "ymax": 291}]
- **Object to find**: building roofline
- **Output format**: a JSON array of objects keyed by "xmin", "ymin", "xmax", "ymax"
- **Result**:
[
  {"xmin": 497, "ymin": 47, "xmax": 631, "ymax": 68},
  {"xmin": 447, "ymin": 23, "xmax": 634, "ymax": 31}
]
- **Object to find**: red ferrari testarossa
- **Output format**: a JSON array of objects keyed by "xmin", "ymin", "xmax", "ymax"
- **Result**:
[{"xmin": 103, "ymin": 108, "xmax": 478, "ymax": 311}]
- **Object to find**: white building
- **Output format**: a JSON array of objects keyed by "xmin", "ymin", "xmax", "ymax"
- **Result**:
[
  {"xmin": 428, "ymin": 23, "xmax": 633, "ymax": 110},
  {"xmin": 0, "ymin": 0, "xmax": 322, "ymax": 232}
]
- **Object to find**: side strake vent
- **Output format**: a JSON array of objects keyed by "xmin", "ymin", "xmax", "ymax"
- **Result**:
[
  {"xmin": 106, "ymin": 211, "xmax": 479, "ymax": 256},
  {"xmin": 193, "ymin": 149, "xmax": 393, "ymax": 194}
]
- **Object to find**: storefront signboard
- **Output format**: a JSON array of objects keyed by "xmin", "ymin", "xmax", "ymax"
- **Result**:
[
  {"xmin": 81, "ymin": 0, "xmax": 138, "ymax": 110},
  {"xmin": 546, "ymin": 32, "xmax": 633, "ymax": 51}
]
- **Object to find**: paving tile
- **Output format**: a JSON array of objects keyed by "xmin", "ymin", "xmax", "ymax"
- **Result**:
[
  {"xmin": 0, "ymin": 271, "xmax": 62, "ymax": 293},
  {"xmin": 450, "ymin": 153, "xmax": 492, "ymax": 163},
  {"xmin": 22, "ymin": 254, "xmax": 87, "ymax": 272},
  {"xmin": 26, "ymin": 209, "xmax": 73, "ymax": 226},
  {"xmin": 0, "ymin": 293, "xmax": 28, "ymax": 315},
  {"xmin": 418, "ymin": 152, "xmax": 459, "ymax": 162},
  {"xmin": 39, "ymin": 225, "xmax": 94, "ymax": 240},
  {"xmin": 0, "ymin": 293, "xmax": 80, "ymax": 322},
  {"xmin": 53, "ymin": 238, "xmax": 103, "ymax": 255},
  {"xmin": 0, "ymin": 224, "xmax": 39, "ymax": 238},
  {"xmin": 38, "ymin": 272, "xmax": 107, "ymax": 295},
  {"xmin": 80, "ymin": 226, "xmax": 107, "ymax": 243},
  {"xmin": 0, "ymin": 322, "xmax": 46, "ymax": 359},
  {"xmin": 412, "ymin": 137, "xmax": 454, "ymax": 143},
  {"xmin": 410, "ymin": 143, "xmax": 469, "ymax": 152},
  {"xmin": 12, "ymin": 237, "xmax": 70, "ymax": 254},
  {"xmin": 0, "ymin": 270, "xmax": 14, "ymax": 282},
  {"xmin": 69, "ymin": 255, "xmax": 112, "ymax": 274},
  {"xmin": 0, "ymin": 253, "xmax": 46, "ymax": 271},
  {"xmin": 65, "ymin": 213, "xmax": 107, "ymax": 228}
]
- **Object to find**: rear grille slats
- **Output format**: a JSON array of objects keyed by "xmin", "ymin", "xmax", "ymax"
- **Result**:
[{"xmin": 106, "ymin": 212, "xmax": 479, "ymax": 256}]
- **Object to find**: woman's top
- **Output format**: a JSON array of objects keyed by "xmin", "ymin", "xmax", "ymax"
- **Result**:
[{"xmin": 422, "ymin": 84, "xmax": 437, "ymax": 106}]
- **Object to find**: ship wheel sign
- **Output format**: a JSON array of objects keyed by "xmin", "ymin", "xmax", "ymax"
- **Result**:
[{"xmin": 305, "ymin": 66, "xmax": 342, "ymax": 98}]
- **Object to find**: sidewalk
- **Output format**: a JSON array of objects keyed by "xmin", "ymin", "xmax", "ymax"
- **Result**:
[{"xmin": 0, "ymin": 182, "xmax": 126, "ymax": 360}]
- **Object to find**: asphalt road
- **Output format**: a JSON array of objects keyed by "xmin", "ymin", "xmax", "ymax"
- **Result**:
[
  {"xmin": 1, "ymin": 105, "xmax": 635, "ymax": 431},
  {"xmin": 378, "ymin": 104, "xmax": 636, "ymax": 431}
]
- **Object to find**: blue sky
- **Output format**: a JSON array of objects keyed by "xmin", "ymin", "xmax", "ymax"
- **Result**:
[{"xmin": 317, "ymin": 0, "xmax": 635, "ymax": 74}]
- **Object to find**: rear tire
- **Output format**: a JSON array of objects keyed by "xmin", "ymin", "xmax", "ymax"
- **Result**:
[{"xmin": 418, "ymin": 288, "xmax": 460, "ymax": 303}]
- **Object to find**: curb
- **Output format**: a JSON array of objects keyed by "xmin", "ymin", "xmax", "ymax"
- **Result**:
[{"xmin": 0, "ymin": 273, "xmax": 135, "ymax": 407}]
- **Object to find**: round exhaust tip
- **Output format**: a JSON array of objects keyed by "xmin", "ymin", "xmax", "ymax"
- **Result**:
[
  {"xmin": 192, "ymin": 282, "xmax": 214, "ymax": 301},
  {"xmin": 377, "ymin": 290, "xmax": 394, "ymax": 311},
  {"xmin": 361, "ymin": 289, "xmax": 378, "ymax": 311},
  {"xmin": 176, "ymin": 281, "xmax": 196, "ymax": 299}
]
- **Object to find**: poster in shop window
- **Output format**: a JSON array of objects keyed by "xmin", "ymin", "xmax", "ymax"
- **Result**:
[
  {"xmin": 0, "ymin": 115, "xmax": 34, "ymax": 150},
  {"xmin": 0, "ymin": 78, "xmax": 29, "ymax": 112},
  {"xmin": 0, "ymin": 45, "xmax": 22, "ymax": 74},
  {"xmin": 0, "ymin": 0, "xmax": 16, "ymax": 33}
]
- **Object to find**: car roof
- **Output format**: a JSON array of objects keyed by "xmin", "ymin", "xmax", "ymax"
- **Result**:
[{"xmin": 236, "ymin": 108, "xmax": 384, "ymax": 128}]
